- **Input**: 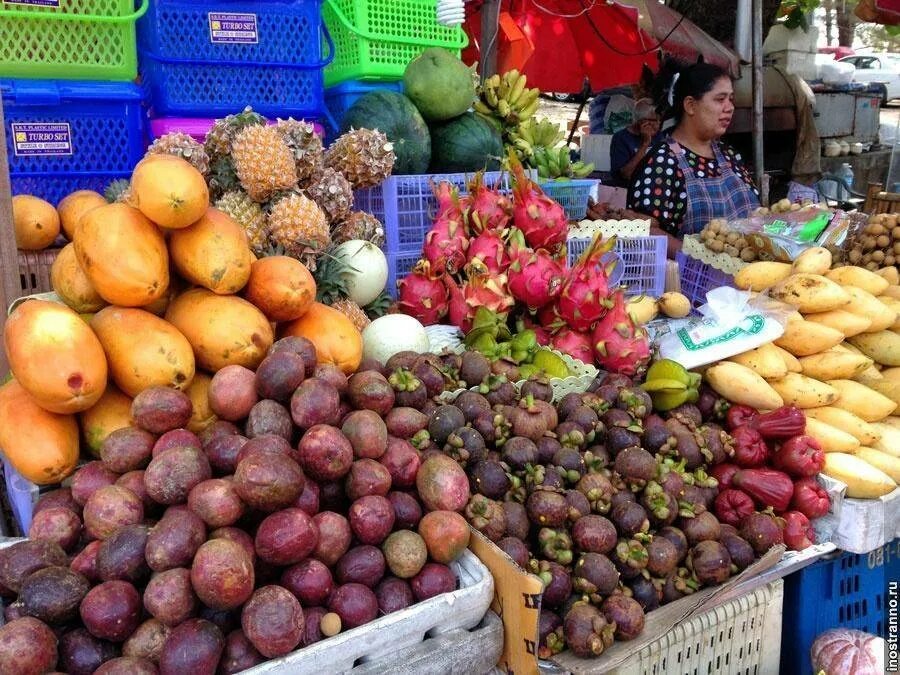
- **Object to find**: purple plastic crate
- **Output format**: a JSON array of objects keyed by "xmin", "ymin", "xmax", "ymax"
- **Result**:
[
  {"xmin": 355, "ymin": 171, "xmax": 527, "ymax": 256},
  {"xmin": 149, "ymin": 117, "xmax": 325, "ymax": 144},
  {"xmin": 386, "ymin": 250, "xmax": 423, "ymax": 299},
  {"xmin": 567, "ymin": 236, "xmax": 666, "ymax": 297},
  {"xmin": 676, "ymin": 250, "xmax": 735, "ymax": 308}
]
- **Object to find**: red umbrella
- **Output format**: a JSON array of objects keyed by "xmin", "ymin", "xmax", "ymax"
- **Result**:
[
  {"xmin": 464, "ymin": 0, "xmax": 653, "ymax": 93},
  {"xmin": 463, "ymin": 0, "xmax": 740, "ymax": 93}
]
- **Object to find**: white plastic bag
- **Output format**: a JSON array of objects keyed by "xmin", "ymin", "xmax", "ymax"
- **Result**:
[{"xmin": 657, "ymin": 287, "xmax": 789, "ymax": 370}]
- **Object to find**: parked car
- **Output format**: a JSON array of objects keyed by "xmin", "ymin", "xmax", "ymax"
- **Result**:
[{"xmin": 838, "ymin": 53, "xmax": 900, "ymax": 104}]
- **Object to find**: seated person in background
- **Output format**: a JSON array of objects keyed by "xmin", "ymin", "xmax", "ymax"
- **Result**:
[{"xmin": 609, "ymin": 99, "xmax": 662, "ymax": 188}]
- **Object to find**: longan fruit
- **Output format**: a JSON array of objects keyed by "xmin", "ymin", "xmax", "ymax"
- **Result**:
[
  {"xmin": 892, "ymin": 227, "xmax": 900, "ymax": 241},
  {"xmin": 861, "ymin": 235, "xmax": 877, "ymax": 251},
  {"xmin": 724, "ymin": 244, "xmax": 740, "ymax": 258},
  {"xmin": 849, "ymin": 249, "xmax": 863, "ymax": 264},
  {"xmin": 726, "ymin": 232, "xmax": 740, "ymax": 245},
  {"xmin": 740, "ymin": 248, "xmax": 757, "ymax": 262},
  {"xmin": 892, "ymin": 241, "xmax": 900, "ymax": 255},
  {"xmin": 872, "ymin": 250, "xmax": 885, "ymax": 263},
  {"xmin": 878, "ymin": 235, "xmax": 891, "ymax": 248},
  {"xmin": 885, "ymin": 255, "xmax": 895, "ymax": 267},
  {"xmin": 709, "ymin": 240, "xmax": 725, "ymax": 253},
  {"xmin": 866, "ymin": 261, "xmax": 880, "ymax": 271}
]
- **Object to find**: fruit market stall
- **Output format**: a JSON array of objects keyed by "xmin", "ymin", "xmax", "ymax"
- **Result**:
[{"xmin": 0, "ymin": 2, "xmax": 895, "ymax": 674}]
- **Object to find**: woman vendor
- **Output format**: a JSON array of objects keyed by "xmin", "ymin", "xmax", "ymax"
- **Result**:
[{"xmin": 627, "ymin": 61, "xmax": 760, "ymax": 258}]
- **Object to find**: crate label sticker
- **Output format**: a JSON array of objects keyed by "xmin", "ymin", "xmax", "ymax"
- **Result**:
[
  {"xmin": 11, "ymin": 123, "xmax": 72, "ymax": 157},
  {"xmin": 3, "ymin": 0, "xmax": 61, "ymax": 6},
  {"xmin": 208, "ymin": 12, "xmax": 258, "ymax": 44}
]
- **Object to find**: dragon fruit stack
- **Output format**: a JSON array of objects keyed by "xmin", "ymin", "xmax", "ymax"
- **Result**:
[{"xmin": 397, "ymin": 157, "xmax": 649, "ymax": 376}]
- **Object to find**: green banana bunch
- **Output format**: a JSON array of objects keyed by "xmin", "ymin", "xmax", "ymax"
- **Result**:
[
  {"xmin": 531, "ymin": 146, "xmax": 595, "ymax": 180},
  {"xmin": 475, "ymin": 69, "xmax": 541, "ymax": 129},
  {"xmin": 512, "ymin": 118, "xmax": 565, "ymax": 149}
]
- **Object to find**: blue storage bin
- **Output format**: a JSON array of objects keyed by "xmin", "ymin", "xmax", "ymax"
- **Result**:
[
  {"xmin": 540, "ymin": 179, "xmax": 597, "ymax": 221},
  {"xmin": 780, "ymin": 541, "xmax": 900, "ymax": 675},
  {"xmin": 137, "ymin": 0, "xmax": 333, "ymax": 119},
  {"xmin": 324, "ymin": 79, "xmax": 404, "ymax": 138},
  {"xmin": 2, "ymin": 79, "xmax": 146, "ymax": 206}
]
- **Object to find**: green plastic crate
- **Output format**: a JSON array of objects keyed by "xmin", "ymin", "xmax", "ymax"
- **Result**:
[
  {"xmin": 0, "ymin": 0, "xmax": 148, "ymax": 81},
  {"xmin": 323, "ymin": 0, "xmax": 468, "ymax": 87}
]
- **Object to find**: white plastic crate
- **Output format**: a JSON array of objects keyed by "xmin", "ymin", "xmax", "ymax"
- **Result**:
[
  {"xmin": 607, "ymin": 580, "xmax": 784, "ymax": 675},
  {"xmin": 568, "ymin": 236, "xmax": 667, "ymax": 297},
  {"xmin": 245, "ymin": 549, "xmax": 493, "ymax": 673},
  {"xmin": 0, "ymin": 538, "xmax": 494, "ymax": 671}
]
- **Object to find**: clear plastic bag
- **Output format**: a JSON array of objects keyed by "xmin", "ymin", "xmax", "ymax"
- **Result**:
[{"xmin": 658, "ymin": 287, "xmax": 792, "ymax": 370}]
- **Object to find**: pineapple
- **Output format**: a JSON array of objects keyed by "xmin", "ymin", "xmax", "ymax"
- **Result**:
[
  {"xmin": 306, "ymin": 168, "xmax": 353, "ymax": 224},
  {"xmin": 275, "ymin": 118, "xmax": 324, "ymax": 183},
  {"xmin": 147, "ymin": 132, "xmax": 210, "ymax": 176},
  {"xmin": 332, "ymin": 211, "xmax": 385, "ymax": 248},
  {"xmin": 204, "ymin": 106, "xmax": 266, "ymax": 160},
  {"xmin": 104, "ymin": 178, "xmax": 133, "ymax": 204},
  {"xmin": 332, "ymin": 297, "xmax": 370, "ymax": 331},
  {"xmin": 207, "ymin": 156, "xmax": 241, "ymax": 201},
  {"xmin": 325, "ymin": 129, "xmax": 395, "ymax": 189},
  {"xmin": 216, "ymin": 190, "xmax": 269, "ymax": 254},
  {"xmin": 267, "ymin": 192, "xmax": 330, "ymax": 270},
  {"xmin": 231, "ymin": 125, "xmax": 298, "ymax": 202}
]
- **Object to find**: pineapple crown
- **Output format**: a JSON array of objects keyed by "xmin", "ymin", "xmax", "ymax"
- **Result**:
[
  {"xmin": 104, "ymin": 178, "xmax": 131, "ymax": 204},
  {"xmin": 204, "ymin": 106, "xmax": 266, "ymax": 160},
  {"xmin": 313, "ymin": 246, "xmax": 357, "ymax": 306}
]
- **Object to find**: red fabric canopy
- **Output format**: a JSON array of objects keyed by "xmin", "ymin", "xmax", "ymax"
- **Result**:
[{"xmin": 463, "ymin": 0, "xmax": 656, "ymax": 94}]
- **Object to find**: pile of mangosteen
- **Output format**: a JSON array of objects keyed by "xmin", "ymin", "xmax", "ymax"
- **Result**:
[{"xmin": 400, "ymin": 353, "xmax": 772, "ymax": 660}]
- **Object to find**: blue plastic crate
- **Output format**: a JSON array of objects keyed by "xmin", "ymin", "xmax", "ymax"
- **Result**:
[
  {"xmin": 137, "ymin": 0, "xmax": 332, "ymax": 119},
  {"xmin": 2, "ymin": 79, "xmax": 146, "ymax": 206},
  {"xmin": 780, "ymin": 541, "xmax": 900, "ymax": 675},
  {"xmin": 355, "ymin": 171, "xmax": 532, "ymax": 256},
  {"xmin": 540, "ymin": 179, "xmax": 597, "ymax": 221},
  {"xmin": 676, "ymin": 250, "xmax": 735, "ymax": 309},
  {"xmin": 325, "ymin": 79, "xmax": 404, "ymax": 139},
  {"xmin": 568, "ymin": 236, "xmax": 667, "ymax": 298}
]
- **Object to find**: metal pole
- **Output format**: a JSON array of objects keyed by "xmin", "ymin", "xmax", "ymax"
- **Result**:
[
  {"xmin": 480, "ymin": 0, "xmax": 501, "ymax": 80},
  {"xmin": 751, "ymin": 0, "xmax": 766, "ymax": 204},
  {"xmin": 0, "ymin": 99, "xmax": 22, "ymax": 372}
]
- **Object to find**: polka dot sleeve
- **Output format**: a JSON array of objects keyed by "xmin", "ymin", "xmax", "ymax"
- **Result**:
[{"xmin": 625, "ymin": 143, "xmax": 686, "ymax": 237}]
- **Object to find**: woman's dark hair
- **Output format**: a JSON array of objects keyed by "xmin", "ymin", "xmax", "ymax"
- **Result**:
[{"xmin": 651, "ymin": 57, "xmax": 731, "ymax": 123}]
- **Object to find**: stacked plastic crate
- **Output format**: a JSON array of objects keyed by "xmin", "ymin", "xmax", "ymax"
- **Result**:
[
  {"xmin": 321, "ymin": 0, "xmax": 467, "ymax": 138},
  {"xmin": 0, "ymin": 0, "xmax": 147, "ymax": 294},
  {"xmin": 138, "ymin": 0, "xmax": 332, "ymax": 144}
]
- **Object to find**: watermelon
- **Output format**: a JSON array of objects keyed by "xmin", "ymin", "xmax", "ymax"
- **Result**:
[
  {"xmin": 429, "ymin": 113, "xmax": 503, "ymax": 173},
  {"xmin": 341, "ymin": 91, "xmax": 431, "ymax": 175}
]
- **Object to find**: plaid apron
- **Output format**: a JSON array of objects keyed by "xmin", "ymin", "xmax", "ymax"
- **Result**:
[{"xmin": 670, "ymin": 140, "xmax": 760, "ymax": 235}]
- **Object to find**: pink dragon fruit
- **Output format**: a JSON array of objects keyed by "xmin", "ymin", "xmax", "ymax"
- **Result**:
[
  {"xmin": 467, "ymin": 172, "xmax": 513, "ymax": 233},
  {"xmin": 467, "ymin": 229, "xmax": 511, "ymax": 274},
  {"xmin": 447, "ymin": 265, "xmax": 515, "ymax": 333},
  {"xmin": 397, "ymin": 260, "xmax": 449, "ymax": 326},
  {"xmin": 507, "ymin": 247, "xmax": 566, "ymax": 310},
  {"xmin": 509, "ymin": 153, "xmax": 568, "ymax": 254},
  {"xmin": 445, "ymin": 275, "xmax": 469, "ymax": 331},
  {"xmin": 591, "ymin": 289, "xmax": 651, "ymax": 377},
  {"xmin": 536, "ymin": 302, "xmax": 564, "ymax": 333},
  {"xmin": 551, "ymin": 329, "xmax": 594, "ymax": 364},
  {"xmin": 423, "ymin": 182, "xmax": 469, "ymax": 275},
  {"xmin": 556, "ymin": 234, "xmax": 617, "ymax": 332}
]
